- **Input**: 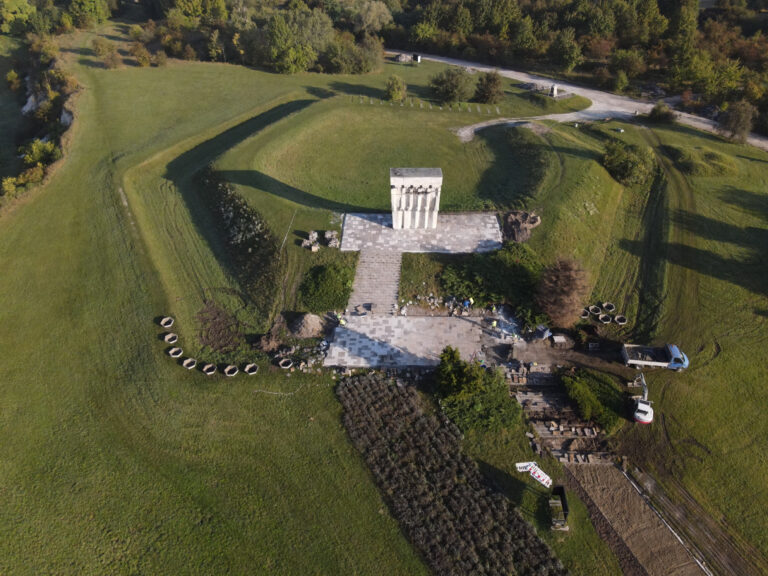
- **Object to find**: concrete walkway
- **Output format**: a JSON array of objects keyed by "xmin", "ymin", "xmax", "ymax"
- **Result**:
[
  {"xmin": 346, "ymin": 249, "xmax": 402, "ymax": 315},
  {"xmin": 341, "ymin": 213, "xmax": 503, "ymax": 253},
  {"xmin": 324, "ymin": 315, "xmax": 499, "ymax": 367}
]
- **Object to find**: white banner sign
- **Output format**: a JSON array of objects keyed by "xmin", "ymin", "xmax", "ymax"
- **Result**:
[{"xmin": 515, "ymin": 461, "xmax": 553, "ymax": 488}]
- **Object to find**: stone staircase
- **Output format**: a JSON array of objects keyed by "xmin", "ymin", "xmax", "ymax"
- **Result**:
[{"xmin": 347, "ymin": 249, "xmax": 402, "ymax": 315}]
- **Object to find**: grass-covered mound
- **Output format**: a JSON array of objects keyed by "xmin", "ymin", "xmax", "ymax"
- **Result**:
[
  {"xmin": 299, "ymin": 261, "xmax": 355, "ymax": 313},
  {"xmin": 235, "ymin": 106, "xmax": 556, "ymax": 212},
  {"xmin": 664, "ymin": 145, "xmax": 738, "ymax": 176}
]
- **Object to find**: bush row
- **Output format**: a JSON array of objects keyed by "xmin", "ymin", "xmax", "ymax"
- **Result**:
[
  {"xmin": 337, "ymin": 374, "xmax": 565, "ymax": 576},
  {"xmin": 199, "ymin": 167, "xmax": 281, "ymax": 322}
]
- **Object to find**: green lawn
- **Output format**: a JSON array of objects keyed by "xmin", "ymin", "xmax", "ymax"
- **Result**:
[
  {"xmin": 0, "ymin": 31, "xmax": 428, "ymax": 574},
  {"xmin": 399, "ymin": 118, "xmax": 768, "ymax": 568},
  {"xmin": 0, "ymin": 24, "xmax": 600, "ymax": 575},
  {"xmin": 3, "ymin": 14, "xmax": 768, "ymax": 574}
]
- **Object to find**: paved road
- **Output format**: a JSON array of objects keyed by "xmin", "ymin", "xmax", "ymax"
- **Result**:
[{"xmin": 390, "ymin": 50, "xmax": 768, "ymax": 152}]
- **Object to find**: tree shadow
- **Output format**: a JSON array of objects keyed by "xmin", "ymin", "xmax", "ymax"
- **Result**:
[
  {"xmin": 477, "ymin": 460, "xmax": 550, "ymax": 528},
  {"xmin": 328, "ymin": 81, "xmax": 381, "ymax": 99},
  {"xmin": 619, "ymin": 208, "xmax": 768, "ymax": 298},
  {"xmin": 215, "ymin": 169, "xmax": 370, "ymax": 212},
  {"xmin": 162, "ymin": 99, "xmax": 319, "ymax": 298},
  {"xmin": 304, "ymin": 86, "xmax": 336, "ymax": 99},
  {"xmin": 719, "ymin": 187, "xmax": 768, "ymax": 219}
]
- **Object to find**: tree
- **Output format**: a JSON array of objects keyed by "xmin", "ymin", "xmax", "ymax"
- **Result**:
[
  {"xmin": 549, "ymin": 27, "xmax": 582, "ymax": 72},
  {"xmin": 535, "ymin": 259, "xmax": 589, "ymax": 327},
  {"xmin": 430, "ymin": 67, "xmax": 473, "ymax": 104},
  {"xmin": 614, "ymin": 70, "xmax": 628, "ymax": 92},
  {"xmin": 207, "ymin": 28, "xmax": 224, "ymax": 61},
  {"xmin": 6, "ymin": 69, "xmax": 21, "ymax": 91},
  {"xmin": 353, "ymin": 0, "xmax": 391, "ymax": 34},
  {"xmin": 474, "ymin": 70, "xmax": 503, "ymax": 104},
  {"xmin": 67, "ymin": 0, "xmax": 111, "ymax": 27},
  {"xmin": 603, "ymin": 139, "xmax": 655, "ymax": 186},
  {"xmin": 0, "ymin": 0, "xmax": 36, "ymax": 34},
  {"xmin": 268, "ymin": 12, "xmax": 316, "ymax": 73},
  {"xmin": 385, "ymin": 74, "xmax": 406, "ymax": 102},
  {"xmin": 648, "ymin": 101, "xmax": 676, "ymax": 123},
  {"xmin": 610, "ymin": 48, "xmax": 647, "ymax": 79},
  {"xmin": 718, "ymin": 100, "xmax": 757, "ymax": 142},
  {"xmin": 670, "ymin": 0, "xmax": 698, "ymax": 87}
]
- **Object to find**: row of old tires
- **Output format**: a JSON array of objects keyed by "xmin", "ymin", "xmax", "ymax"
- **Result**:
[
  {"xmin": 580, "ymin": 304, "xmax": 627, "ymax": 326},
  {"xmin": 159, "ymin": 316, "xmax": 259, "ymax": 377}
]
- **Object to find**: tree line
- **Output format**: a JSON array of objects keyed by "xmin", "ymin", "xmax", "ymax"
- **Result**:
[{"xmin": 4, "ymin": 0, "xmax": 768, "ymax": 131}]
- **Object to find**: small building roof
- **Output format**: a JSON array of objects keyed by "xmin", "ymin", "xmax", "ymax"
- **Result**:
[{"xmin": 390, "ymin": 168, "xmax": 443, "ymax": 178}]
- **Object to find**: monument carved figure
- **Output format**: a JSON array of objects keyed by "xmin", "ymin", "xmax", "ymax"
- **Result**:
[{"xmin": 390, "ymin": 168, "xmax": 443, "ymax": 229}]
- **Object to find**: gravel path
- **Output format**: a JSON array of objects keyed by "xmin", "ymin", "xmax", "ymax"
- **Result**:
[{"xmin": 390, "ymin": 50, "xmax": 768, "ymax": 152}]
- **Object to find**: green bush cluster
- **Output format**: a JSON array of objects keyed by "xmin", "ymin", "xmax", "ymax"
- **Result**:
[
  {"xmin": 666, "ymin": 145, "xmax": 736, "ymax": 177},
  {"xmin": 603, "ymin": 139, "xmax": 656, "ymax": 186},
  {"xmin": 299, "ymin": 262, "xmax": 354, "ymax": 314},
  {"xmin": 561, "ymin": 369, "xmax": 627, "ymax": 433},
  {"xmin": 440, "ymin": 242, "xmax": 543, "ymax": 309},
  {"xmin": 199, "ymin": 167, "xmax": 281, "ymax": 323},
  {"xmin": 435, "ymin": 347, "xmax": 520, "ymax": 432}
]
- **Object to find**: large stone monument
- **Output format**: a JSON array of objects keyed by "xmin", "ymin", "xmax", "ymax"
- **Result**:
[{"xmin": 390, "ymin": 168, "xmax": 442, "ymax": 229}]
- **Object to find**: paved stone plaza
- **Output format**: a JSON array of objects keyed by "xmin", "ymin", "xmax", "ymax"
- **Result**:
[
  {"xmin": 324, "ymin": 315, "xmax": 499, "ymax": 367},
  {"xmin": 340, "ymin": 213, "xmax": 502, "ymax": 253}
]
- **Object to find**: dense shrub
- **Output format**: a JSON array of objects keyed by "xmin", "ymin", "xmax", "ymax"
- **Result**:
[
  {"xmin": 338, "ymin": 373, "xmax": 565, "ymax": 576},
  {"xmin": 430, "ymin": 67, "xmax": 473, "ymax": 104},
  {"xmin": 199, "ymin": 167, "xmax": 281, "ymax": 320},
  {"xmin": 130, "ymin": 42, "xmax": 152, "ymax": 67},
  {"xmin": 91, "ymin": 37, "xmax": 114, "ymax": 57},
  {"xmin": 436, "ymin": 347, "xmax": 520, "ymax": 431},
  {"xmin": 562, "ymin": 369, "xmax": 627, "ymax": 432},
  {"xmin": 648, "ymin": 101, "xmax": 676, "ymax": 123},
  {"xmin": 299, "ymin": 262, "xmax": 354, "ymax": 313},
  {"xmin": 385, "ymin": 74, "xmax": 406, "ymax": 102},
  {"xmin": 19, "ymin": 139, "xmax": 61, "ymax": 167},
  {"xmin": 103, "ymin": 51, "xmax": 122, "ymax": 68},
  {"xmin": 603, "ymin": 139, "xmax": 655, "ymax": 186},
  {"xmin": 474, "ymin": 70, "xmax": 503, "ymax": 104},
  {"xmin": 440, "ymin": 242, "xmax": 543, "ymax": 309}
]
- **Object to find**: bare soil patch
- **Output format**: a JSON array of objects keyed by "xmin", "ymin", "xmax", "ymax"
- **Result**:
[
  {"xmin": 196, "ymin": 301, "xmax": 244, "ymax": 353},
  {"xmin": 568, "ymin": 465, "xmax": 701, "ymax": 576}
]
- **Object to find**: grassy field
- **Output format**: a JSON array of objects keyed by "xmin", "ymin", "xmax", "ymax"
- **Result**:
[
  {"xmin": 0, "ymin": 24, "xmax": 607, "ymax": 574},
  {"xmin": 399, "ymin": 116, "xmax": 768, "ymax": 567},
  {"xmin": 2, "ymin": 11, "xmax": 767, "ymax": 572},
  {"xmin": 462, "ymin": 420, "xmax": 622, "ymax": 575}
]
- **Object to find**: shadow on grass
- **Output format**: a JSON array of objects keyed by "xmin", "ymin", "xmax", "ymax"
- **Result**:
[
  {"xmin": 218, "ymin": 169, "xmax": 370, "ymax": 212},
  {"xmin": 163, "ymin": 99, "xmax": 321, "ymax": 307},
  {"xmin": 619, "ymin": 213, "xmax": 768, "ymax": 300},
  {"xmin": 328, "ymin": 81, "xmax": 381, "ymax": 99},
  {"xmin": 472, "ymin": 125, "xmax": 599, "ymax": 210},
  {"xmin": 477, "ymin": 460, "xmax": 550, "ymax": 528}
]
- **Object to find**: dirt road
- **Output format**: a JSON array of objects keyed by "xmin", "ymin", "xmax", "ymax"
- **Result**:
[{"xmin": 390, "ymin": 50, "xmax": 768, "ymax": 152}]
